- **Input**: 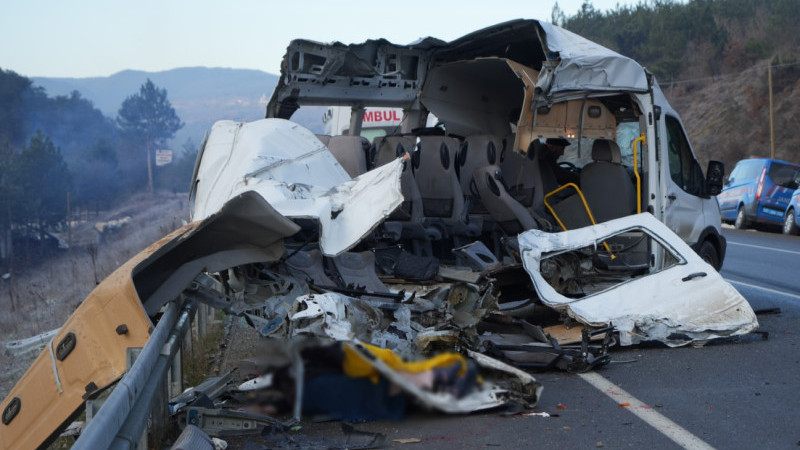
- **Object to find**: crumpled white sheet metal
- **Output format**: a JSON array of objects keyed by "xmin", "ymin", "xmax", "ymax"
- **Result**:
[
  {"xmin": 191, "ymin": 118, "xmax": 403, "ymax": 256},
  {"xmin": 518, "ymin": 213, "xmax": 759, "ymax": 347},
  {"xmin": 290, "ymin": 293, "xmax": 384, "ymax": 342},
  {"xmin": 535, "ymin": 21, "xmax": 649, "ymax": 97}
]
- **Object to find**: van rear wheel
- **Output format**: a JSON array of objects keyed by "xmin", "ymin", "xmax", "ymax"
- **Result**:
[
  {"xmin": 784, "ymin": 209, "xmax": 799, "ymax": 235},
  {"xmin": 734, "ymin": 206, "xmax": 748, "ymax": 230}
]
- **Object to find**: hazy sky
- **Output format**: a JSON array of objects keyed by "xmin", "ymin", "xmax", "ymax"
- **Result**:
[{"xmin": 2, "ymin": 0, "xmax": 643, "ymax": 78}]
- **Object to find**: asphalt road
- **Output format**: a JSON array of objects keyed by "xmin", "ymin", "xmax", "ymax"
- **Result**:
[{"xmin": 256, "ymin": 228, "xmax": 800, "ymax": 450}]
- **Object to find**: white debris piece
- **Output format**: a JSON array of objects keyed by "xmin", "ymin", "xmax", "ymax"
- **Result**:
[
  {"xmin": 237, "ymin": 373, "xmax": 274, "ymax": 391},
  {"xmin": 191, "ymin": 118, "xmax": 403, "ymax": 256},
  {"xmin": 518, "ymin": 213, "xmax": 759, "ymax": 347}
]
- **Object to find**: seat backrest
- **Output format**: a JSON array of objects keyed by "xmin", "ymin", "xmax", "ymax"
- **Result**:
[
  {"xmin": 374, "ymin": 135, "xmax": 422, "ymax": 221},
  {"xmin": 501, "ymin": 139, "xmax": 546, "ymax": 211},
  {"xmin": 315, "ymin": 134, "xmax": 332, "ymax": 147},
  {"xmin": 327, "ymin": 135, "xmax": 368, "ymax": 178},
  {"xmin": 332, "ymin": 251, "xmax": 388, "ymax": 292},
  {"xmin": 534, "ymin": 140, "xmax": 560, "ymax": 196},
  {"xmin": 374, "ymin": 135, "xmax": 412, "ymax": 167},
  {"xmin": 580, "ymin": 139, "xmax": 636, "ymax": 223},
  {"xmin": 414, "ymin": 136, "xmax": 465, "ymax": 220},
  {"xmin": 473, "ymin": 165, "xmax": 537, "ymax": 235},
  {"xmin": 457, "ymin": 135, "xmax": 500, "ymax": 194},
  {"xmin": 284, "ymin": 249, "xmax": 335, "ymax": 286}
]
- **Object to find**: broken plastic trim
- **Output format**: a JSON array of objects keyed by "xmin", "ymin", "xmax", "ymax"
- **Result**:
[{"xmin": 483, "ymin": 326, "xmax": 614, "ymax": 373}]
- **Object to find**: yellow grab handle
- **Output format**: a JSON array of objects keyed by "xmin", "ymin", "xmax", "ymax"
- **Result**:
[
  {"xmin": 543, "ymin": 183, "xmax": 615, "ymax": 259},
  {"xmin": 632, "ymin": 134, "xmax": 645, "ymax": 214}
]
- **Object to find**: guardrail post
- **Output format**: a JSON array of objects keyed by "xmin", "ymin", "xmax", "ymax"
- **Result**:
[
  {"xmin": 170, "ymin": 345, "xmax": 182, "ymax": 398},
  {"xmin": 149, "ymin": 367, "xmax": 170, "ymax": 448},
  {"xmin": 198, "ymin": 303, "xmax": 207, "ymax": 338},
  {"xmin": 126, "ymin": 348, "xmax": 147, "ymax": 450}
]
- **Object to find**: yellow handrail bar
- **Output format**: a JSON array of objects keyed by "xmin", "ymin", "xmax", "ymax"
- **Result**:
[
  {"xmin": 632, "ymin": 134, "xmax": 645, "ymax": 214},
  {"xmin": 543, "ymin": 182, "xmax": 615, "ymax": 259}
]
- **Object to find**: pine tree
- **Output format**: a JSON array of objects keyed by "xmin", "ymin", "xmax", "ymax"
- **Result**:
[{"xmin": 116, "ymin": 79, "xmax": 183, "ymax": 193}]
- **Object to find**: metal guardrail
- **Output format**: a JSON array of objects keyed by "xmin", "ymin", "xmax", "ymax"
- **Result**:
[{"xmin": 74, "ymin": 297, "xmax": 197, "ymax": 450}]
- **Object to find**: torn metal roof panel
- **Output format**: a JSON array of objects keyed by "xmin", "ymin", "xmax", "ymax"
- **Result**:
[{"xmin": 266, "ymin": 19, "xmax": 651, "ymax": 118}]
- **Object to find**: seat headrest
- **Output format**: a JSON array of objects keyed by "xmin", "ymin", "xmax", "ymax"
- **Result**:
[
  {"xmin": 530, "ymin": 140, "xmax": 548, "ymax": 161},
  {"xmin": 591, "ymin": 139, "xmax": 622, "ymax": 163}
]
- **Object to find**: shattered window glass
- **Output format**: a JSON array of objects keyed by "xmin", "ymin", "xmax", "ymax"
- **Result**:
[
  {"xmin": 615, "ymin": 121, "xmax": 640, "ymax": 167},
  {"xmin": 539, "ymin": 229, "xmax": 682, "ymax": 298}
]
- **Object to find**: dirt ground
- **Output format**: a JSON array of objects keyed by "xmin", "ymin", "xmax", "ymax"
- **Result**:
[{"xmin": 0, "ymin": 192, "xmax": 189, "ymax": 400}]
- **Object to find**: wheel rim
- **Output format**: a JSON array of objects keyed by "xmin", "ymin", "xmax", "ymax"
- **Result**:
[
  {"xmin": 736, "ymin": 208, "xmax": 744, "ymax": 228},
  {"xmin": 786, "ymin": 213, "xmax": 795, "ymax": 234}
]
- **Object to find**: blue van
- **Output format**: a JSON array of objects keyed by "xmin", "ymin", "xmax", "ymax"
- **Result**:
[
  {"xmin": 783, "ymin": 185, "xmax": 800, "ymax": 235},
  {"xmin": 718, "ymin": 158, "xmax": 800, "ymax": 229}
]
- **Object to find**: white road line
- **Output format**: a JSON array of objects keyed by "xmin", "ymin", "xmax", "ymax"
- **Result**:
[
  {"xmin": 727, "ymin": 241, "xmax": 800, "ymax": 256},
  {"xmin": 578, "ymin": 372, "xmax": 715, "ymax": 450},
  {"xmin": 724, "ymin": 278, "xmax": 800, "ymax": 301}
]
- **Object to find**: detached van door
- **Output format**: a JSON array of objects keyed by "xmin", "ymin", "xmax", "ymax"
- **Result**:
[{"xmin": 660, "ymin": 114, "xmax": 708, "ymax": 243}]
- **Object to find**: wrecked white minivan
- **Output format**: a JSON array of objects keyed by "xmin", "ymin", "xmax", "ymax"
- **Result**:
[
  {"xmin": 0, "ymin": 19, "xmax": 759, "ymax": 449},
  {"xmin": 186, "ymin": 20, "xmax": 758, "ymax": 356},
  {"xmin": 265, "ymin": 19, "xmax": 728, "ymax": 270}
]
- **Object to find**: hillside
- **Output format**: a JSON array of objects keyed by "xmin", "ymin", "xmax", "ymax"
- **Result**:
[{"xmin": 667, "ymin": 62, "xmax": 800, "ymax": 171}]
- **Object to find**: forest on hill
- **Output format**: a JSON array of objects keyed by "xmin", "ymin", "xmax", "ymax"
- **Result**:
[
  {"xmin": 0, "ymin": 70, "xmax": 196, "ymax": 269},
  {"xmin": 556, "ymin": 0, "xmax": 800, "ymax": 169}
]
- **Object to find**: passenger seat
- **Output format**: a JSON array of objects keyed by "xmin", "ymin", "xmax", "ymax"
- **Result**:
[
  {"xmin": 414, "ymin": 136, "xmax": 480, "ymax": 238},
  {"xmin": 414, "ymin": 136, "xmax": 464, "ymax": 220},
  {"xmin": 457, "ymin": 134, "xmax": 500, "ymax": 214},
  {"xmin": 473, "ymin": 165, "xmax": 538, "ymax": 235},
  {"xmin": 373, "ymin": 136, "xmax": 441, "ymax": 242},
  {"xmin": 500, "ymin": 138, "xmax": 545, "ymax": 210},
  {"xmin": 315, "ymin": 134, "xmax": 332, "ymax": 147},
  {"xmin": 374, "ymin": 136, "xmax": 419, "ymax": 221},
  {"xmin": 580, "ymin": 139, "xmax": 637, "ymax": 224},
  {"xmin": 327, "ymin": 135, "xmax": 368, "ymax": 178}
]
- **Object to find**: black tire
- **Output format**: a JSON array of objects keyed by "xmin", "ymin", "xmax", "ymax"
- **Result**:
[
  {"xmin": 784, "ymin": 209, "xmax": 799, "ymax": 235},
  {"xmin": 734, "ymin": 205, "xmax": 748, "ymax": 230},
  {"xmin": 698, "ymin": 240, "xmax": 720, "ymax": 270}
]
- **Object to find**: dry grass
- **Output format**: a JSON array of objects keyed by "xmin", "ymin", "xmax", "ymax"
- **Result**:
[
  {"xmin": 0, "ymin": 192, "xmax": 189, "ymax": 399},
  {"xmin": 182, "ymin": 312, "xmax": 226, "ymax": 388}
]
